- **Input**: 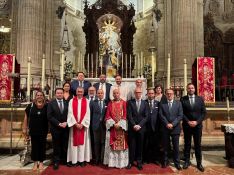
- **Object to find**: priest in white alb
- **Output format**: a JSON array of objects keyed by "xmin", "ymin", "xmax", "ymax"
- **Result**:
[{"xmin": 67, "ymin": 87, "xmax": 92, "ymax": 167}]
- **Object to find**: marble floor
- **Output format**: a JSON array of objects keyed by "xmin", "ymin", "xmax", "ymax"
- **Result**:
[{"xmin": 0, "ymin": 150, "xmax": 234, "ymax": 175}]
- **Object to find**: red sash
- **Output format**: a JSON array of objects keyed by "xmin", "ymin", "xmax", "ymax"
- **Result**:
[{"xmin": 72, "ymin": 97, "xmax": 87, "ymax": 146}]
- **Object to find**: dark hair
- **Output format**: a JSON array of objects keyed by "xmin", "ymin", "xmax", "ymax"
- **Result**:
[
  {"xmin": 187, "ymin": 83, "xmax": 195, "ymax": 88},
  {"xmin": 155, "ymin": 84, "xmax": 164, "ymax": 93},
  {"xmin": 165, "ymin": 88, "xmax": 174, "ymax": 93},
  {"xmin": 76, "ymin": 71, "xmax": 85, "ymax": 76},
  {"xmin": 63, "ymin": 82, "xmax": 71, "ymax": 88},
  {"xmin": 115, "ymin": 74, "xmax": 122, "ymax": 78},
  {"xmin": 55, "ymin": 87, "xmax": 64, "ymax": 93}
]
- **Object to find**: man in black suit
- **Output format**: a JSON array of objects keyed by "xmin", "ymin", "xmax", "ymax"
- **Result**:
[
  {"xmin": 47, "ymin": 88, "xmax": 69, "ymax": 170},
  {"xmin": 93, "ymin": 74, "xmax": 112, "ymax": 102},
  {"xmin": 71, "ymin": 71, "xmax": 91, "ymax": 96},
  {"xmin": 85, "ymin": 86, "xmax": 98, "ymax": 102},
  {"xmin": 90, "ymin": 89, "xmax": 107, "ymax": 165},
  {"xmin": 144, "ymin": 88, "xmax": 160, "ymax": 163},
  {"xmin": 127, "ymin": 88, "xmax": 149, "ymax": 170},
  {"xmin": 180, "ymin": 83, "xmax": 206, "ymax": 172},
  {"xmin": 159, "ymin": 89, "xmax": 183, "ymax": 170}
]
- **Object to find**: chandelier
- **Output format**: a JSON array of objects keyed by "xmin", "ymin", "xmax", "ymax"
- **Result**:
[{"xmin": 61, "ymin": 11, "xmax": 71, "ymax": 51}]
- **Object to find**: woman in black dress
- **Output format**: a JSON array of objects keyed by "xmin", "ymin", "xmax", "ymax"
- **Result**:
[
  {"xmin": 22, "ymin": 91, "xmax": 48, "ymax": 170},
  {"xmin": 63, "ymin": 82, "xmax": 73, "ymax": 103}
]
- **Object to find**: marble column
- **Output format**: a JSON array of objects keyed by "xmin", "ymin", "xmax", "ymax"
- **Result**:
[
  {"xmin": 16, "ymin": 0, "xmax": 46, "ymax": 74},
  {"xmin": 171, "ymin": 0, "xmax": 204, "ymax": 78}
]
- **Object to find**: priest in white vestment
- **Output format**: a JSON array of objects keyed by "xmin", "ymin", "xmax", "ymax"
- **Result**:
[
  {"xmin": 67, "ymin": 87, "xmax": 92, "ymax": 166},
  {"xmin": 104, "ymin": 89, "xmax": 129, "ymax": 168}
]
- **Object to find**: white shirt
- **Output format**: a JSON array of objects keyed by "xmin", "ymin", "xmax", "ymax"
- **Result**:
[
  {"xmin": 109, "ymin": 83, "xmax": 129, "ymax": 101},
  {"xmin": 99, "ymin": 83, "xmax": 106, "ymax": 98}
]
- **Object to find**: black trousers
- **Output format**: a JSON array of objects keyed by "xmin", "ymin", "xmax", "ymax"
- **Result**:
[
  {"xmin": 31, "ymin": 135, "xmax": 47, "ymax": 162},
  {"xmin": 93, "ymin": 124, "xmax": 106, "ymax": 163},
  {"xmin": 162, "ymin": 132, "xmax": 180, "ymax": 166},
  {"xmin": 143, "ymin": 127, "xmax": 159, "ymax": 162},
  {"xmin": 129, "ymin": 130, "xmax": 144, "ymax": 164},
  {"xmin": 51, "ymin": 129, "xmax": 69, "ymax": 164},
  {"xmin": 183, "ymin": 125, "xmax": 202, "ymax": 164}
]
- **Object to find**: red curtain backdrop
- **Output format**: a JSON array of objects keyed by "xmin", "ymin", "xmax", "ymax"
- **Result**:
[
  {"xmin": 0, "ymin": 54, "xmax": 14, "ymax": 103},
  {"xmin": 197, "ymin": 57, "xmax": 215, "ymax": 104}
]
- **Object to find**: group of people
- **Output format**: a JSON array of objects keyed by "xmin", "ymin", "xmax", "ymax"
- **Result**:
[{"xmin": 22, "ymin": 72, "xmax": 206, "ymax": 172}]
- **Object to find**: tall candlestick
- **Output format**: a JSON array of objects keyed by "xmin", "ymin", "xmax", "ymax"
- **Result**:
[
  {"xmin": 78, "ymin": 51, "xmax": 81, "ymax": 71},
  {"xmin": 27, "ymin": 57, "xmax": 31, "ymax": 102},
  {"xmin": 117, "ymin": 54, "xmax": 119, "ymax": 73},
  {"xmin": 100, "ymin": 56, "xmax": 103, "ymax": 75},
  {"xmin": 167, "ymin": 53, "xmax": 171, "ymax": 89},
  {"xmin": 125, "ymin": 54, "xmax": 127, "ymax": 78},
  {"xmin": 227, "ymin": 97, "xmax": 230, "ymax": 112},
  {"xmin": 41, "ymin": 54, "xmax": 46, "ymax": 90},
  {"xmin": 91, "ymin": 53, "xmax": 93, "ymax": 78},
  {"xmin": 184, "ymin": 59, "xmax": 187, "ymax": 95},
  {"xmin": 87, "ymin": 54, "xmax": 90, "ymax": 77},
  {"xmin": 141, "ymin": 51, "xmax": 143, "ymax": 76},
  {"xmin": 96, "ymin": 52, "xmax": 98, "ymax": 77},
  {"xmin": 122, "ymin": 53, "xmax": 123, "ymax": 76},
  {"xmin": 60, "ymin": 49, "xmax": 65, "ymax": 86},
  {"xmin": 151, "ymin": 51, "xmax": 155, "ymax": 87},
  {"xmin": 12, "ymin": 55, "xmax": 15, "ymax": 74},
  {"xmin": 130, "ymin": 55, "xmax": 132, "ymax": 78},
  {"xmin": 137, "ymin": 53, "xmax": 140, "ymax": 76}
]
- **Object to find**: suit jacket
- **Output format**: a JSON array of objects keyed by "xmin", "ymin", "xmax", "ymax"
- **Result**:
[
  {"xmin": 47, "ymin": 99, "xmax": 68, "ymax": 134},
  {"xmin": 159, "ymin": 100, "xmax": 183, "ymax": 135},
  {"xmin": 90, "ymin": 99, "xmax": 108, "ymax": 131},
  {"xmin": 93, "ymin": 82, "xmax": 112, "ymax": 102},
  {"xmin": 70, "ymin": 80, "xmax": 91, "ymax": 96},
  {"xmin": 180, "ymin": 95, "xmax": 206, "ymax": 128},
  {"xmin": 145, "ymin": 99, "xmax": 159, "ymax": 132},
  {"xmin": 127, "ymin": 99, "xmax": 149, "ymax": 132}
]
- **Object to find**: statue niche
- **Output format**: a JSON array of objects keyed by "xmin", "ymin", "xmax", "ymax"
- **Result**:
[{"xmin": 83, "ymin": 0, "xmax": 136, "ymax": 78}]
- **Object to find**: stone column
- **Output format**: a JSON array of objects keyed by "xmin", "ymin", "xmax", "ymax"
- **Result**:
[
  {"xmin": 171, "ymin": 0, "xmax": 204, "ymax": 78},
  {"xmin": 16, "ymin": 0, "xmax": 46, "ymax": 74}
]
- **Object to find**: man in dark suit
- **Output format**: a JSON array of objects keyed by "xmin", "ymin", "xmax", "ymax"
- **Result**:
[
  {"xmin": 90, "ymin": 89, "xmax": 107, "ymax": 165},
  {"xmin": 47, "ymin": 88, "xmax": 69, "ymax": 170},
  {"xmin": 93, "ymin": 74, "xmax": 112, "ymax": 102},
  {"xmin": 144, "ymin": 88, "xmax": 160, "ymax": 163},
  {"xmin": 180, "ymin": 83, "xmax": 206, "ymax": 172},
  {"xmin": 127, "ymin": 88, "xmax": 149, "ymax": 170},
  {"xmin": 159, "ymin": 89, "xmax": 183, "ymax": 170},
  {"xmin": 71, "ymin": 71, "xmax": 91, "ymax": 96},
  {"xmin": 85, "ymin": 86, "xmax": 98, "ymax": 102}
]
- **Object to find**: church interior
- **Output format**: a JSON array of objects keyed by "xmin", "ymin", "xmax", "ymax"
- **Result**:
[{"xmin": 1, "ymin": 0, "xmax": 234, "ymax": 174}]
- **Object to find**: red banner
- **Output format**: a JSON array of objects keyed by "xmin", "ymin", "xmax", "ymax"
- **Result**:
[
  {"xmin": 197, "ymin": 57, "xmax": 215, "ymax": 104},
  {"xmin": 0, "ymin": 54, "xmax": 14, "ymax": 103}
]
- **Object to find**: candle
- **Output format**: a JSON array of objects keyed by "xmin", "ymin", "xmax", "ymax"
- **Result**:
[
  {"xmin": 100, "ymin": 56, "xmax": 103, "ymax": 74},
  {"xmin": 151, "ymin": 51, "xmax": 154, "ymax": 87},
  {"xmin": 27, "ymin": 57, "xmax": 31, "ymax": 101},
  {"xmin": 117, "ymin": 54, "xmax": 119, "ymax": 73},
  {"xmin": 41, "ymin": 54, "xmax": 46, "ymax": 90},
  {"xmin": 87, "ymin": 54, "xmax": 90, "ymax": 77},
  {"xmin": 91, "ymin": 53, "xmax": 93, "ymax": 77},
  {"xmin": 141, "ymin": 51, "xmax": 143, "ymax": 75},
  {"xmin": 12, "ymin": 55, "xmax": 15, "ymax": 74},
  {"xmin": 184, "ymin": 59, "xmax": 187, "ymax": 95},
  {"xmin": 227, "ymin": 97, "xmax": 230, "ymax": 112},
  {"xmin": 60, "ymin": 49, "xmax": 65, "ymax": 85},
  {"xmin": 125, "ymin": 54, "xmax": 127, "ymax": 78},
  {"xmin": 167, "ymin": 53, "xmax": 171, "ymax": 88},
  {"xmin": 122, "ymin": 53, "xmax": 123, "ymax": 77},
  {"xmin": 130, "ymin": 55, "xmax": 132, "ymax": 78},
  {"xmin": 96, "ymin": 52, "xmax": 98, "ymax": 77},
  {"xmin": 137, "ymin": 53, "xmax": 140, "ymax": 76}
]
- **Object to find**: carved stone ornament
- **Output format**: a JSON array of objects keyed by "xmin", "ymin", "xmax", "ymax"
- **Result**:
[
  {"xmin": 208, "ymin": 0, "xmax": 220, "ymax": 16},
  {"xmin": 0, "ymin": 0, "xmax": 7, "ymax": 9}
]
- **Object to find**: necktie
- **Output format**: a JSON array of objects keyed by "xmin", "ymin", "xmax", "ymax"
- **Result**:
[
  {"xmin": 79, "ymin": 81, "xmax": 83, "ymax": 87},
  {"xmin": 190, "ymin": 97, "xmax": 195, "ymax": 107},
  {"xmin": 99, "ymin": 100, "xmax": 102, "ymax": 110},
  {"xmin": 90, "ymin": 96, "xmax": 94, "ymax": 101},
  {"xmin": 137, "ymin": 100, "xmax": 140, "ymax": 112},
  {"xmin": 149, "ymin": 100, "xmax": 153, "ymax": 112},
  {"xmin": 168, "ymin": 101, "xmax": 172, "ymax": 112},
  {"xmin": 59, "ymin": 100, "xmax": 63, "ymax": 113},
  {"xmin": 100, "ymin": 83, "xmax": 104, "ymax": 90}
]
